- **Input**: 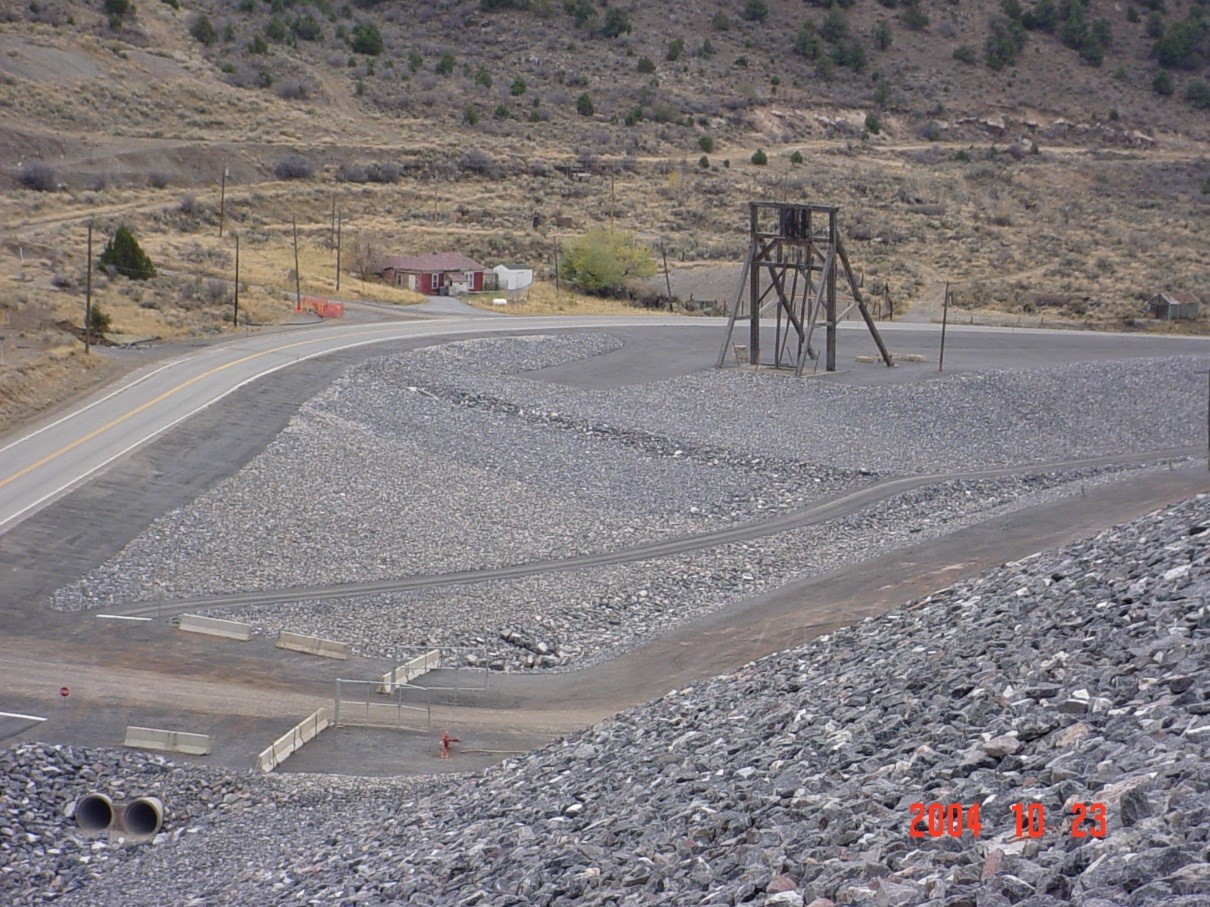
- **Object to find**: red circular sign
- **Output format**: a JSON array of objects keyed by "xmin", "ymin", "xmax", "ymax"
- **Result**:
[{"xmin": 59, "ymin": 687, "xmax": 70, "ymax": 698}]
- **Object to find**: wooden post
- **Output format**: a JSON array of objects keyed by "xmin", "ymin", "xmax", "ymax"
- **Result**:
[
  {"xmin": 825, "ymin": 212, "xmax": 837, "ymax": 372},
  {"xmin": 661, "ymin": 242, "xmax": 672, "ymax": 308},
  {"xmin": 939, "ymin": 281, "xmax": 950, "ymax": 372},
  {"xmin": 233, "ymin": 232, "xmax": 240, "ymax": 327},
  {"xmin": 335, "ymin": 213, "xmax": 342, "ymax": 292},
  {"xmin": 292, "ymin": 216, "xmax": 302, "ymax": 313},
  {"xmin": 218, "ymin": 167, "xmax": 227, "ymax": 238},
  {"xmin": 330, "ymin": 192, "xmax": 337, "ymax": 246},
  {"xmin": 554, "ymin": 240, "xmax": 560, "ymax": 294},
  {"xmin": 748, "ymin": 203, "xmax": 760, "ymax": 366},
  {"xmin": 610, "ymin": 173, "xmax": 616, "ymax": 234},
  {"xmin": 84, "ymin": 221, "xmax": 93, "ymax": 355}
]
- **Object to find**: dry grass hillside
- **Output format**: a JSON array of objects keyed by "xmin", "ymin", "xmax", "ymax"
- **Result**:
[{"xmin": 0, "ymin": 0, "xmax": 1207, "ymax": 429}]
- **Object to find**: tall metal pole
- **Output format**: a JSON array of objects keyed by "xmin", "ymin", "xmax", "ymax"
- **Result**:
[
  {"xmin": 335, "ymin": 213, "xmax": 342, "ymax": 292},
  {"xmin": 218, "ymin": 167, "xmax": 227, "ymax": 238},
  {"xmin": 292, "ymin": 216, "xmax": 302, "ymax": 313},
  {"xmin": 939, "ymin": 281, "xmax": 950, "ymax": 372},
  {"xmin": 233, "ymin": 232, "xmax": 240, "ymax": 327},
  {"xmin": 84, "ymin": 221, "xmax": 92, "ymax": 355}
]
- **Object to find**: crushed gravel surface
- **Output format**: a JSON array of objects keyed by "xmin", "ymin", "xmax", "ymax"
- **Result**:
[{"xmin": 20, "ymin": 494, "xmax": 1207, "ymax": 907}]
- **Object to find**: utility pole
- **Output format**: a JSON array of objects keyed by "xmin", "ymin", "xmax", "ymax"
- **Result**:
[
  {"xmin": 661, "ymin": 242, "xmax": 672, "ymax": 308},
  {"xmin": 330, "ymin": 192, "xmax": 337, "ymax": 246},
  {"xmin": 219, "ymin": 167, "xmax": 227, "ymax": 238},
  {"xmin": 84, "ymin": 221, "xmax": 93, "ymax": 355},
  {"xmin": 233, "ymin": 232, "xmax": 240, "ymax": 327},
  {"xmin": 610, "ymin": 172, "xmax": 616, "ymax": 234},
  {"xmin": 939, "ymin": 281, "xmax": 950, "ymax": 372},
  {"xmin": 292, "ymin": 215, "xmax": 302, "ymax": 313},
  {"xmin": 554, "ymin": 240, "xmax": 560, "ymax": 295},
  {"xmin": 335, "ymin": 212, "xmax": 342, "ymax": 292}
]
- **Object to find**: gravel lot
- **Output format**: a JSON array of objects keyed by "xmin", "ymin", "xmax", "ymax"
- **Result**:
[
  {"xmin": 13, "ymin": 493, "xmax": 1205, "ymax": 906},
  {"xmin": 204, "ymin": 463, "xmax": 1167, "ymax": 672},
  {"xmin": 51, "ymin": 337, "xmax": 1206, "ymax": 623}
]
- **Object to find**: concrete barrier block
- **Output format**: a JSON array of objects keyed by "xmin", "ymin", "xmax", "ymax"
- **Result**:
[
  {"xmin": 275, "ymin": 630, "xmax": 349, "ymax": 660},
  {"xmin": 379, "ymin": 649, "xmax": 440, "ymax": 693},
  {"xmin": 257, "ymin": 708, "xmax": 329, "ymax": 773},
  {"xmin": 124, "ymin": 726, "xmax": 212, "ymax": 756},
  {"xmin": 179, "ymin": 614, "xmax": 252, "ymax": 642}
]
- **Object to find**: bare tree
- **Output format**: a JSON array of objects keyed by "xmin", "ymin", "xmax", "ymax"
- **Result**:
[{"xmin": 348, "ymin": 234, "xmax": 379, "ymax": 281}]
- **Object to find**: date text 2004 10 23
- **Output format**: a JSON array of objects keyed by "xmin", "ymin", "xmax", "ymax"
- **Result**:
[{"xmin": 908, "ymin": 802, "xmax": 1107, "ymax": 840}]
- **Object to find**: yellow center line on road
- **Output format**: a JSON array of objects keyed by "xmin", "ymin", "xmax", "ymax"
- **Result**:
[{"xmin": 0, "ymin": 324, "xmax": 421, "ymax": 492}]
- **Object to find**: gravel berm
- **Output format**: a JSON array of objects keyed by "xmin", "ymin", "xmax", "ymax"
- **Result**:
[{"xmin": 7, "ymin": 494, "xmax": 1204, "ymax": 906}]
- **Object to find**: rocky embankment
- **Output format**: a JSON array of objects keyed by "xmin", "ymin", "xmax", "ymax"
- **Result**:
[{"xmin": 8, "ymin": 494, "xmax": 1205, "ymax": 906}]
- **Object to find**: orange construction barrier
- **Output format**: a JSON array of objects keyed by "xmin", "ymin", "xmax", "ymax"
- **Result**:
[{"xmin": 302, "ymin": 296, "xmax": 344, "ymax": 318}]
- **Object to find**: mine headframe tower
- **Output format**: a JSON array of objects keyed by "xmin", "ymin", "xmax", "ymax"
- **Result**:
[{"xmin": 716, "ymin": 202, "xmax": 894, "ymax": 375}]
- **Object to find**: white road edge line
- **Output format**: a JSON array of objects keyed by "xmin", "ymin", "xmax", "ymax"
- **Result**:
[
  {"xmin": 0, "ymin": 711, "xmax": 48, "ymax": 723},
  {"xmin": 0, "ymin": 355, "xmax": 197, "ymax": 457},
  {"xmin": 0, "ymin": 329, "xmax": 488, "ymax": 535},
  {"xmin": 96, "ymin": 614, "xmax": 153, "ymax": 621}
]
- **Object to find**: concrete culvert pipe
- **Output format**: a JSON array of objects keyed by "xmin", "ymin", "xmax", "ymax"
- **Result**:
[
  {"xmin": 123, "ymin": 797, "xmax": 163, "ymax": 838},
  {"xmin": 74, "ymin": 793, "xmax": 114, "ymax": 832}
]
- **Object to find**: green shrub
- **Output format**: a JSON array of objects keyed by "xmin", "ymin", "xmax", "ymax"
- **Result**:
[
  {"xmin": 474, "ymin": 66, "xmax": 492, "ymax": 88},
  {"xmin": 637, "ymin": 56, "xmax": 655, "ymax": 73},
  {"xmin": 865, "ymin": 111, "xmax": 882, "ymax": 134},
  {"xmin": 560, "ymin": 228, "xmax": 657, "ymax": 295},
  {"xmin": 790, "ymin": 149, "xmax": 804, "ymax": 164},
  {"xmin": 698, "ymin": 155, "xmax": 710, "ymax": 168},
  {"xmin": 953, "ymin": 43, "xmax": 978, "ymax": 64},
  {"xmin": 99, "ymin": 226, "xmax": 156, "ymax": 280},
  {"xmin": 902, "ymin": 2, "xmax": 929, "ymax": 30},
  {"xmin": 350, "ymin": 21, "xmax": 382, "ymax": 55},
  {"xmin": 711, "ymin": 11, "xmax": 729, "ymax": 30},
  {"xmin": 873, "ymin": 19, "xmax": 893, "ymax": 50},
  {"xmin": 821, "ymin": 8, "xmax": 849, "ymax": 42},
  {"xmin": 436, "ymin": 50, "xmax": 455, "ymax": 74},
  {"xmin": 602, "ymin": 6, "xmax": 631, "ymax": 37},
  {"xmin": 667, "ymin": 37, "xmax": 684, "ymax": 61},
  {"xmin": 751, "ymin": 148, "xmax": 768, "ymax": 165},
  {"xmin": 1186, "ymin": 79, "xmax": 1210, "ymax": 108},
  {"xmin": 576, "ymin": 92, "xmax": 594, "ymax": 116},
  {"xmin": 743, "ymin": 0, "xmax": 768, "ymax": 23},
  {"xmin": 1153, "ymin": 69, "xmax": 1174, "ymax": 94},
  {"xmin": 795, "ymin": 20, "xmax": 821, "ymax": 59},
  {"xmin": 699, "ymin": 134, "xmax": 714, "ymax": 153},
  {"xmin": 189, "ymin": 14, "xmax": 217, "ymax": 45},
  {"xmin": 985, "ymin": 15, "xmax": 1027, "ymax": 69},
  {"xmin": 87, "ymin": 305, "xmax": 112, "ymax": 334},
  {"xmin": 510, "ymin": 77, "xmax": 526, "ymax": 95},
  {"xmin": 292, "ymin": 13, "xmax": 322, "ymax": 40},
  {"xmin": 463, "ymin": 104, "xmax": 479, "ymax": 125}
]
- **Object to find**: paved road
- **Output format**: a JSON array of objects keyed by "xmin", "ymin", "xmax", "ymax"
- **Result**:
[{"xmin": 0, "ymin": 315, "xmax": 711, "ymax": 536}]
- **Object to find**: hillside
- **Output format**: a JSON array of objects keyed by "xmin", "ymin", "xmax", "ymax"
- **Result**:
[{"xmin": 0, "ymin": 0, "xmax": 1208, "ymax": 431}]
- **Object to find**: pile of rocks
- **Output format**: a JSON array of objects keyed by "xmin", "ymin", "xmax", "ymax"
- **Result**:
[
  {"xmin": 33, "ymin": 494, "xmax": 1207, "ymax": 907},
  {"xmin": 204, "ymin": 462, "xmax": 1156, "ymax": 671}
]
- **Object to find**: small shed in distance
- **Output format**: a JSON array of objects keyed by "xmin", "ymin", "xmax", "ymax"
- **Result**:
[
  {"xmin": 1147, "ymin": 291, "xmax": 1201, "ymax": 321},
  {"xmin": 492, "ymin": 263, "xmax": 534, "ymax": 291}
]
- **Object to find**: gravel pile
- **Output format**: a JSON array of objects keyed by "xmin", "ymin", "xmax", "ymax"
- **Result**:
[
  {"xmin": 505, "ymin": 353, "xmax": 1210, "ymax": 474},
  {"xmin": 51, "ymin": 334, "xmax": 866, "ymax": 611},
  {"xmin": 206, "ymin": 463, "xmax": 1163, "ymax": 671},
  {"xmin": 37, "ymin": 494, "xmax": 1208, "ymax": 906},
  {"xmin": 51, "ymin": 338, "xmax": 1204, "ymax": 618}
]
